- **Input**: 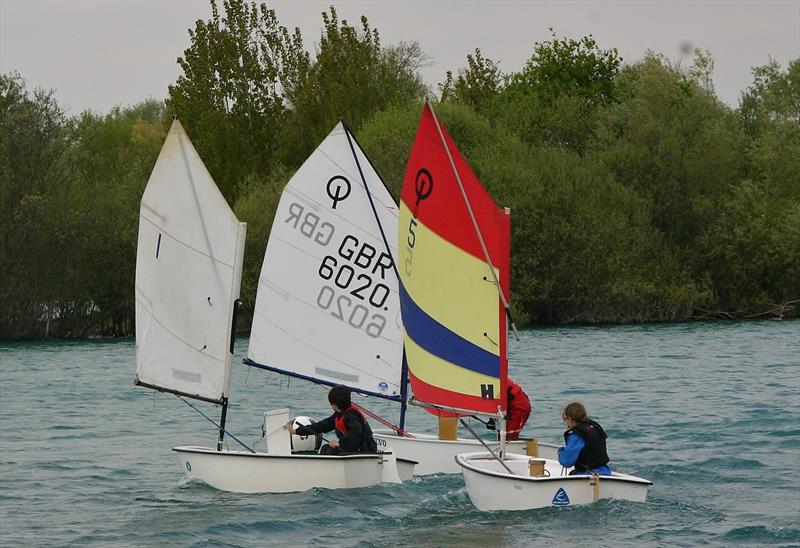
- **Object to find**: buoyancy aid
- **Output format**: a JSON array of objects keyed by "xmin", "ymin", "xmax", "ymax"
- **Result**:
[
  {"xmin": 507, "ymin": 381, "xmax": 531, "ymax": 415},
  {"xmin": 334, "ymin": 406, "xmax": 377, "ymax": 452},
  {"xmin": 563, "ymin": 419, "xmax": 609, "ymax": 472}
]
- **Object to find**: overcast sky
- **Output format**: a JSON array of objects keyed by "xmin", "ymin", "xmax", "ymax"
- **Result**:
[{"xmin": 1, "ymin": 0, "xmax": 798, "ymax": 115}]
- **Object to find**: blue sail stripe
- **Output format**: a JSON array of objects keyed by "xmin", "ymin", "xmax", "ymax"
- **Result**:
[{"xmin": 399, "ymin": 283, "xmax": 500, "ymax": 378}]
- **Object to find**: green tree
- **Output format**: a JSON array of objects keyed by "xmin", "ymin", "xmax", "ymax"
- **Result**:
[
  {"xmin": 599, "ymin": 53, "xmax": 744, "ymax": 249},
  {"xmin": 0, "ymin": 73, "xmax": 74, "ymax": 337},
  {"xmin": 68, "ymin": 101, "xmax": 167, "ymax": 335},
  {"xmin": 440, "ymin": 49, "xmax": 501, "ymax": 113},
  {"xmin": 167, "ymin": 0, "xmax": 306, "ymax": 201},
  {"xmin": 279, "ymin": 6, "xmax": 427, "ymax": 166},
  {"xmin": 492, "ymin": 31, "xmax": 623, "ymax": 152}
]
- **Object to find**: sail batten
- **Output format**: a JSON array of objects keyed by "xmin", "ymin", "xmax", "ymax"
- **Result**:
[
  {"xmin": 399, "ymin": 104, "xmax": 510, "ymax": 415},
  {"xmin": 247, "ymin": 123, "xmax": 404, "ymax": 398}
]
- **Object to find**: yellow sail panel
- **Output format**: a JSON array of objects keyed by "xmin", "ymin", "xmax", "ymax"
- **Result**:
[
  {"xmin": 404, "ymin": 334, "xmax": 501, "ymax": 399},
  {"xmin": 399, "ymin": 201, "xmax": 500, "ymax": 353}
]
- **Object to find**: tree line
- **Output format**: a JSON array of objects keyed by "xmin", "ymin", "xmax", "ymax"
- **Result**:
[{"xmin": 1, "ymin": 1, "xmax": 797, "ymax": 339}]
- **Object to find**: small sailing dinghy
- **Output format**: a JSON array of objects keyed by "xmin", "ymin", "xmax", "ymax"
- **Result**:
[
  {"xmin": 372, "ymin": 103, "xmax": 558, "ymax": 475},
  {"xmin": 134, "ymin": 120, "xmax": 413, "ymax": 493},
  {"xmin": 392, "ymin": 103, "xmax": 652, "ymax": 508}
]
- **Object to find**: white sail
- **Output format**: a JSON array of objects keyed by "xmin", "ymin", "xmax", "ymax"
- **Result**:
[
  {"xmin": 135, "ymin": 119, "xmax": 246, "ymax": 403},
  {"xmin": 247, "ymin": 123, "xmax": 403, "ymax": 398}
]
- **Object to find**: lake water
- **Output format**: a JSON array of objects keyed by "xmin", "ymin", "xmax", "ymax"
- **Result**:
[{"xmin": 1, "ymin": 321, "xmax": 798, "ymax": 546}]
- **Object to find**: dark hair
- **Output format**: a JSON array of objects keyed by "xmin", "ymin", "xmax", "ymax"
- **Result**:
[
  {"xmin": 328, "ymin": 385, "xmax": 351, "ymax": 409},
  {"xmin": 562, "ymin": 402, "xmax": 589, "ymax": 423}
]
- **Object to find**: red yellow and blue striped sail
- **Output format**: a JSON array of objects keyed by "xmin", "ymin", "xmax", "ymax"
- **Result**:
[{"xmin": 399, "ymin": 104, "xmax": 510, "ymax": 416}]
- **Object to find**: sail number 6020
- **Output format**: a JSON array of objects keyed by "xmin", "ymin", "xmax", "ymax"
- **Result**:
[
  {"xmin": 318, "ymin": 255, "xmax": 390, "ymax": 309},
  {"xmin": 316, "ymin": 285, "xmax": 387, "ymax": 338}
]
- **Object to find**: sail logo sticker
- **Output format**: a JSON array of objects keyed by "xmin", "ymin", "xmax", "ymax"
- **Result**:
[
  {"xmin": 326, "ymin": 175, "xmax": 351, "ymax": 209},
  {"xmin": 552, "ymin": 487, "xmax": 570, "ymax": 506},
  {"xmin": 414, "ymin": 168, "xmax": 433, "ymax": 207}
]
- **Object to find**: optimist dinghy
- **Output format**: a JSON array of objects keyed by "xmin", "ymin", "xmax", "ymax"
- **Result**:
[
  {"xmin": 373, "ymin": 103, "xmax": 558, "ymax": 474},
  {"xmin": 385, "ymin": 102, "xmax": 652, "ymax": 508},
  {"xmin": 456, "ymin": 453, "xmax": 652, "ymax": 510},
  {"xmin": 134, "ymin": 120, "xmax": 413, "ymax": 493}
]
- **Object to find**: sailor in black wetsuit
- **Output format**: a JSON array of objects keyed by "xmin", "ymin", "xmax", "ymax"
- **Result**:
[
  {"xmin": 289, "ymin": 385, "xmax": 377, "ymax": 455},
  {"xmin": 558, "ymin": 401, "xmax": 612, "ymax": 475}
]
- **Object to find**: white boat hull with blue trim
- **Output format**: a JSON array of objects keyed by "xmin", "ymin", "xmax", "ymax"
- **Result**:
[
  {"xmin": 174, "ymin": 446, "xmax": 416, "ymax": 494},
  {"xmin": 373, "ymin": 430, "xmax": 559, "ymax": 475},
  {"xmin": 456, "ymin": 452, "xmax": 652, "ymax": 510}
]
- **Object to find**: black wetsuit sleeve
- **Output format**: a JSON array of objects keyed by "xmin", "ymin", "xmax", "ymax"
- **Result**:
[
  {"xmin": 338, "ymin": 413, "xmax": 363, "ymax": 451},
  {"xmin": 295, "ymin": 414, "xmax": 335, "ymax": 436}
]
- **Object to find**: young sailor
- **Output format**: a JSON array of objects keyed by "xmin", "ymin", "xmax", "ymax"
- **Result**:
[
  {"xmin": 486, "ymin": 378, "xmax": 532, "ymax": 441},
  {"xmin": 505, "ymin": 379, "xmax": 532, "ymax": 441},
  {"xmin": 558, "ymin": 402, "xmax": 612, "ymax": 475},
  {"xmin": 288, "ymin": 385, "xmax": 377, "ymax": 455}
]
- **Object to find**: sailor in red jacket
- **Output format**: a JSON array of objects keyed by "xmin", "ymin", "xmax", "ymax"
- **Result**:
[
  {"xmin": 289, "ymin": 385, "xmax": 377, "ymax": 454},
  {"xmin": 487, "ymin": 378, "xmax": 532, "ymax": 441},
  {"xmin": 506, "ymin": 379, "xmax": 532, "ymax": 441}
]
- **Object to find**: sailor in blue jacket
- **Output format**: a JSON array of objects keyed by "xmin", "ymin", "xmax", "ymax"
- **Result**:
[{"xmin": 558, "ymin": 402, "xmax": 613, "ymax": 475}]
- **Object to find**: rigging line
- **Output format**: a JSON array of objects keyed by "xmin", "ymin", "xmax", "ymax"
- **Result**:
[
  {"xmin": 341, "ymin": 121, "xmax": 400, "ymax": 281},
  {"xmin": 426, "ymin": 100, "xmax": 520, "ymax": 342},
  {"xmin": 178, "ymin": 396, "xmax": 255, "ymax": 453},
  {"xmin": 350, "ymin": 402, "xmax": 414, "ymax": 438},
  {"xmin": 458, "ymin": 417, "xmax": 514, "ymax": 474},
  {"xmin": 245, "ymin": 359, "xmax": 404, "ymax": 403}
]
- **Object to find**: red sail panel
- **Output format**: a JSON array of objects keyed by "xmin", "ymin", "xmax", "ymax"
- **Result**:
[{"xmin": 400, "ymin": 104, "xmax": 505, "ymax": 269}]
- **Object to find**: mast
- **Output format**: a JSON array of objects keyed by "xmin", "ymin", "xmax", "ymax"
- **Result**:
[
  {"xmin": 341, "ymin": 121, "xmax": 409, "ymax": 427},
  {"xmin": 399, "ymin": 350, "xmax": 409, "ymax": 430}
]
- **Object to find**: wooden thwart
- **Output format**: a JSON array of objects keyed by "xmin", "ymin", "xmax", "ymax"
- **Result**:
[{"xmin": 529, "ymin": 459, "xmax": 545, "ymax": 477}]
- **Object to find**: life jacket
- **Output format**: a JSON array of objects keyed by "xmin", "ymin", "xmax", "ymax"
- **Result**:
[
  {"xmin": 333, "ymin": 406, "xmax": 377, "ymax": 452},
  {"xmin": 507, "ymin": 381, "xmax": 531, "ymax": 416},
  {"xmin": 563, "ymin": 419, "xmax": 609, "ymax": 472}
]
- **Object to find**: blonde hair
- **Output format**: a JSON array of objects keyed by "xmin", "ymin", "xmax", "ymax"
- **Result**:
[{"xmin": 562, "ymin": 402, "xmax": 589, "ymax": 423}]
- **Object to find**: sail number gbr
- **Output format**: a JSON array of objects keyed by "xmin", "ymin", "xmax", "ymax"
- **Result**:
[{"xmin": 316, "ymin": 236, "xmax": 393, "ymax": 339}]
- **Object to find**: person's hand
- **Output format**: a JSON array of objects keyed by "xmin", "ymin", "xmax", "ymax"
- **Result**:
[
  {"xmin": 329, "ymin": 439, "xmax": 340, "ymax": 448},
  {"xmin": 283, "ymin": 421, "xmax": 295, "ymax": 434}
]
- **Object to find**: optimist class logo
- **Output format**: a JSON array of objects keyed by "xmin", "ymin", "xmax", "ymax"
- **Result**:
[{"xmin": 551, "ymin": 487, "xmax": 570, "ymax": 506}]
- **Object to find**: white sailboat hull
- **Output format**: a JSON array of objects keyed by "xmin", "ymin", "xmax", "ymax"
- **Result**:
[
  {"xmin": 373, "ymin": 430, "xmax": 559, "ymax": 475},
  {"xmin": 173, "ymin": 446, "xmax": 416, "ymax": 493},
  {"xmin": 456, "ymin": 452, "xmax": 652, "ymax": 510}
]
